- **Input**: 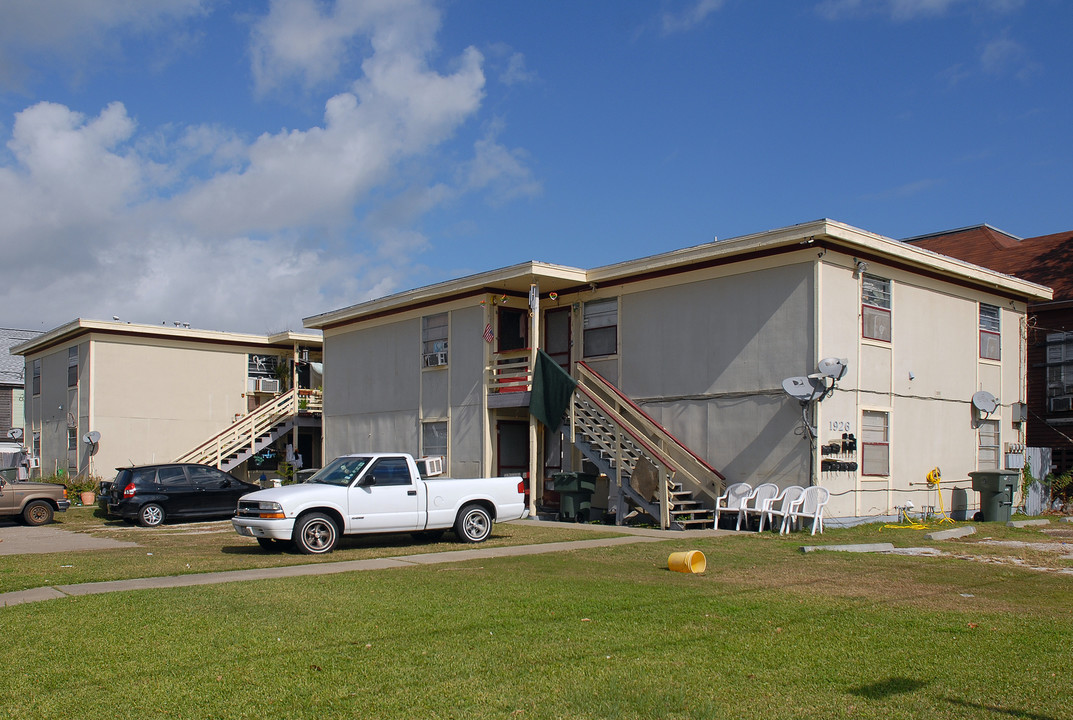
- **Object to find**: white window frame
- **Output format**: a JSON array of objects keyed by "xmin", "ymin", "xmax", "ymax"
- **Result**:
[
  {"xmin": 861, "ymin": 410, "xmax": 890, "ymax": 476},
  {"xmin": 422, "ymin": 313, "xmax": 449, "ymax": 367},
  {"xmin": 977, "ymin": 419, "xmax": 1000, "ymax": 469},
  {"xmin": 583, "ymin": 298, "xmax": 618, "ymax": 358},
  {"xmin": 67, "ymin": 346, "xmax": 78, "ymax": 388},
  {"xmin": 861, "ymin": 275, "xmax": 892, "ymax": 343},
  {"xmin": 979, "ymin": 303, "xmax": 1000, "ymax": 361},
  {"xmin": 421, "ymin": 420, "xmax": 448, "ymax": 461}
]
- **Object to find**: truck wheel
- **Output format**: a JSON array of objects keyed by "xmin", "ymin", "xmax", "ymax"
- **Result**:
[
  {"xmin": 454, "ymin": 504, "xmax": 492, "ymax": 543},
  {"xmin": 293, "ymin": 512, "xmax": 338, "ymax": 554},
  {"xmin": 23, "ymin": 500, "xmax": 54, "ymax": 526},
  {"xmin": 138, "ymin": 503, "xmax": 165, "ymax": 527}
]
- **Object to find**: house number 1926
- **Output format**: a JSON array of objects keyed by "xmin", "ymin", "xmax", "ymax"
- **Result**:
[{"xmin": 829, "ymin": 420, "xmax": 852, "ymax": 433}]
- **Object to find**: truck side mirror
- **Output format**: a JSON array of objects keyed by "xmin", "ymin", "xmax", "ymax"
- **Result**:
[{"xmin": 359, "ymin": 475, "xmax": 376, "ymax": 487}]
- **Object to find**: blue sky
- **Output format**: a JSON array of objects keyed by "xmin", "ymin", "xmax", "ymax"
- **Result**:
[{"xmin": 0, "ymin": 0, "xmax": 1069, "ymax": 334}]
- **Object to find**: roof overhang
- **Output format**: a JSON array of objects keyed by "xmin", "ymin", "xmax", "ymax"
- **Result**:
[
  {"xmin": 11, "ymin": 319, "xmax": 323, "ymax": 357},
  {"xmin": 304, "ymin": 261, "xmax": 589, "ymax": 331},
  {"xmin": 303, "ymin": 219, "xmax": 1052, "ymax": 332}
]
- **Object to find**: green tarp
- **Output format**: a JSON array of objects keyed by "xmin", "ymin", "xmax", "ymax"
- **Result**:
[{"xmin": 529, "ymin": 349, "xmax": 577, "ymax": 431}]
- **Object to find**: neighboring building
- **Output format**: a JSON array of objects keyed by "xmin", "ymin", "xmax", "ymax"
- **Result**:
[
  {"xmin": 12, "ymin": 320, "xmax": 323, "ymax": 482},
  {"xmin": 305, "ymin": 219, "xmax": 1050, "ymax": 526},
  {"xmin": 905, "ymin": 226, "xmax": 1073, "ymax": 474},
  {"xmin": 0, "ymin": 328, "xmax": 40, "ymax": 440}
]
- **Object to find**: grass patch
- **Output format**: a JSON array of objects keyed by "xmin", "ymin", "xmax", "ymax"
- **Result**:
[
  {"xmin": 2, "ymin": 533, "xmax": 1071, "ymax": 719},
  {"xmin": 0, "ymin": 507, "xmax": 624, "ymax": 593}
]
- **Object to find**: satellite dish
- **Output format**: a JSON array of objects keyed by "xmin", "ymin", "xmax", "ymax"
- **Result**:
[
  {"xmin": 6, "ymin": 428, "xmax": 22, "ymax": 441},
  {"xmin": 782, "ymin": 377, "xmax": 817, "ymax": 403},
  {"xmin": 817, "ymin": 357, "xmax": 848, "ymax": 381},
  {"xmin": 82, "ymin": 430, "xmax": 101, "ymax": 457},
  {"xmin": 971, "ymin": 391, "xmax": 999, "ymax": 414}
]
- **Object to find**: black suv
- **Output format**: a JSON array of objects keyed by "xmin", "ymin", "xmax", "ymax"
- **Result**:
[{"xmin": 99, "ymin": 464, "xmax": 260, "ymax": 527}]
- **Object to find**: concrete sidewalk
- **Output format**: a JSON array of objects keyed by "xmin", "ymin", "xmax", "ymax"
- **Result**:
[{"xmin": 1, "ymin": 533, "xmax": 678, "ymax": 608}]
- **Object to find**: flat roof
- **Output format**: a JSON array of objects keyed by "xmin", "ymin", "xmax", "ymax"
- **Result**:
[
  {"xmin": 304, "ymin": 219, "xmax": 1052, "ymax": 331},
  {"xmin": 11, "ymin": 319, "xmax": 323, "ymax": 357}
]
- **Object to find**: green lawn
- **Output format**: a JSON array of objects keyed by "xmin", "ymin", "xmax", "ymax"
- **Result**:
[
  {"xmin": 0, "ymin": 506, "xmax": 624, "ymax": 593},
  {"xmin": 2, "ymin": 516, "xmax": 1071, "ymax": 719}
]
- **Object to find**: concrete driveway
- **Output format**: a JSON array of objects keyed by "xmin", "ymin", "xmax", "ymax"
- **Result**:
[{"xmin": 0, "ymin": 523, "xmax": 139, "ymax": 555}]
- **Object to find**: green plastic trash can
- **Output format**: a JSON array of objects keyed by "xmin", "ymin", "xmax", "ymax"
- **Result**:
[
  {"xmin": 553, "ymin": 472, "xmax": 598, "ymax": 521},
  {"xmin": 969, "ymin": 470, "xmax": 1019, "ymax": 523}
]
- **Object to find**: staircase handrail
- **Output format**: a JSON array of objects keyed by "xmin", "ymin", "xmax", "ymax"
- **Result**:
[
  {"xmin": 176, "ymin": 388, "xmax": 298, "ymax": 466},
  {"xmin": 572, "ymin": 383, "xmax": 678, "ymax": 475},
  {"xmin": 576, "ymin": 362, "xmax": 725, "ymax": 501}
]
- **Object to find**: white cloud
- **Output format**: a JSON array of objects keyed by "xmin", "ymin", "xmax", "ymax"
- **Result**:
[
  {"xmin": 816, "ymin": 0, "xmax": 1024, "ymax": 21},
  {"xmin": 980, "ymin": 33, "xmax": 1036, "ymax": 78},
  {"xmin": 0, "ymin": 0, "xmax": 210, "ymax": 90},
  {"xmin": 661, "ymin": 0, "xmax": 727, "ymax": 35},
  {"xmin": 0, "ymin": 0, "xmax": 538, "ymax": 334}
]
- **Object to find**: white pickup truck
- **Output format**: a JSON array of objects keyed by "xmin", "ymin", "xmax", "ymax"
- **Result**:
[{"xmin": 232, "ymin": 453, "xmax": 528, "ymax": 554}]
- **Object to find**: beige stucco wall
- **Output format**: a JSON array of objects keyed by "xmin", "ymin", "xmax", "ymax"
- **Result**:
[
  {"xmin": 87, "ymin": 338, "xmax": 249, "ymax": 476},
  {"xmin": 817, "ymin": 256, "xmax": 1028, "ymax": 519}
]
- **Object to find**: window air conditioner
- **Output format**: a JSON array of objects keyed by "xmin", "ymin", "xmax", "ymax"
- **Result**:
[
  {"xmin": 258, "ymin": 378, "xmax": 281, "ymax": 393},
  {"xmin": 416, "ymin": 456, "xmax": 444, "ymax": 477},
  {"xmin": 423, "ymin": 352, "xmax": 448, "ymax": 367},
  {"xmin": 1049, "ymin": 397, "xmax": 1071, "ymax": 413}
]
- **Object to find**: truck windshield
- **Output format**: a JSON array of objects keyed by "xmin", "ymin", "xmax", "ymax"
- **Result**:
[{"xmin": 306, "ymin": 457, "xmax": 371, "ymax": 486}]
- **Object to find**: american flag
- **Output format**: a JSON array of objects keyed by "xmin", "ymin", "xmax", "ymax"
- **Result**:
[{"xmin": 483, "ymin": 323, "xmax": 494, "ymax": 343}]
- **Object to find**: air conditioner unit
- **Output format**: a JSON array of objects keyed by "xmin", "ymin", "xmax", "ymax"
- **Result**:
[
  {"xmin": 423, "ymin": 352, "xmax": 447, "ymax": 368},
  {"xmin": 1049, "ymin": 397, "xmax": 1071, "ymax": 413},
  {"xmin": 258, "ymin": 378, "xmax": 281, "ymax": 393},
  {"xmin": 416, "ymin": 456, "xmax": 444, "ymax": 477}
]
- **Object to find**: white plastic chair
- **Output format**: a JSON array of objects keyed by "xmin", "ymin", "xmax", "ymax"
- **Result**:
[
  {"xmin": 714, "ymin": 482, "xmax": 752, "ymax": 529},
  {"xmin": 783, "ymin": 486, "xmax": 830, "ymax": 535},
  {"xmin": 759, "ymin": 485, "xmax": 805, "ymax": 533},
  {"xmin": 736, "ymin": 483, "xmax": 779, "ymax": 531}
]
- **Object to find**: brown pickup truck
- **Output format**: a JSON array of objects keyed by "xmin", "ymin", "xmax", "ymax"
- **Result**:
[{"xmin": 0, "ymin": 468, "xmax": 71, "ymax": 525}]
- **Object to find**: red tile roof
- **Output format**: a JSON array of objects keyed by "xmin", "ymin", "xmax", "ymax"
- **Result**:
[{"xmin": 906, "ymin": 225, "xmax": 1073, "ymax": 299}]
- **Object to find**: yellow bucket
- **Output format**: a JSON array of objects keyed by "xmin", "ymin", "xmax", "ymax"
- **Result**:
[{"xmin": 667, "ymin": 550, "xmax": 706, "ymax": 574}]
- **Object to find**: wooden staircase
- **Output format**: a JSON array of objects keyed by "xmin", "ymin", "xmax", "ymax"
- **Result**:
[
  {"xmin": 175, "ymin": 388, "xmax": 321, "ymax": 472},
  {"xmin": 569, "ymin": 362, "xmax": 725, "ymax": 530}
]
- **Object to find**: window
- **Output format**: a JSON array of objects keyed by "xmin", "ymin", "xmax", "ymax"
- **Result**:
[
  {"xmin": 861, "ymin": 275, "xmax": 891, "ymax": 342},
  {"xmin": 422, "ymin": 313, "xmax": 448, "ymax": 366},
  {"xmin": 68, "ymin": 346, "xmax": 78, "ymax": 387},
  {"xmin": 156, "ymin": 466, "xmax": 189, "ymax": 486},
  {"xmin": 583, "ymin": 298, "xmax": 618, "ymax": 358},
  {"xmin": 979, "ymin": 304, "xmax": 1000, "ymax": 360},
  {"xmin": 248, "ymin": 354, "xmax": 279, "ymax": 377},
  {"xmin": 32, "ymin": 359, "xmax": 40, "ymax": 396},
  {"xmin": 368, "ymin": 457, "xmax": 413, "ymax": 486},
  {"xmin": 422, "ymin": 421, "xmax": 448, "ymax": 460},
  {"xmin": 861, "ymin": 410, "xmax": 889, "ymax": 476},
  {"xmin": 67, "ymin": 428, "xmax": 77, "ymax": 451},
  {"xmin": 32, "ymin": 432, "xmax": 40, "ymax": 460},
  {"xmin": 977, "ymin": 419, "xmax": 1000, "ymax": 469}
]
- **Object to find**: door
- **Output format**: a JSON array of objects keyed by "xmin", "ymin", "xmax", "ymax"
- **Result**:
[
  {"xmin": 497, "ymin": 307, "xmax": 528, "ymax": 352},
  {"xmin": 544, "ymin": 307, "xmax": 571, "ymax": 370},
  {"xmin": 188, "ymin": 465, "xmax": 244, "ymax": 516},
  {"xmin": 346, "ymin": 456, "xmax": 422, "ymax": 532},
  {"xmin": 155, "ymin": 465, "xmax": 197, "ymax": 517},
  {"xmin": 497, "ymin": 421, "xmax": 529, "ymax": 478},
  {"xmin": 0, "ymin": 468, "xmax": 16, "ymax": 514}
]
